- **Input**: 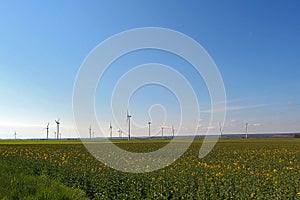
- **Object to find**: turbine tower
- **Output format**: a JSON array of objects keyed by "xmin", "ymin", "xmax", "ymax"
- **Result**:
[
  {"xmin": 172, "ymin": 126, "xmax": 175, "ymax": 138},
  {"xmin": 245, "ymin": 123, "xmax": 248, "ymax": 139},
  {"xmin": 46, "ymin": 123, "xmax": 49, "ymax": 140},
  {"xmin": 219, "ymin": 122, "xmax": 223, "ymax": 139},
  {"xmin": 55, "ymin": 119, "xmax": 60, "ymax": 140},
  {"xmin": 89, "ymin": 125, "xmax": 92, "ymax": 139},
  {"xmin": 148, "ymin": 122, "xmax": 151, "ymax": 137},
  {"xmin": 118, "ymin": 129, "xmax": 122, "ymax": 138},
  {"xmin": 127, "ymin": 111, "xmax": 132, "ymax": 140},
  {"xmin": 109, "ymin": 122, "xmax": 113, "ymax": 138},
  {"xmin": 161, "ymin": 127, "xmax": 164, "ymax": 137},
  {"xmin": 14, "ymin": 131, "xmax": 17, "ymax": 140}
]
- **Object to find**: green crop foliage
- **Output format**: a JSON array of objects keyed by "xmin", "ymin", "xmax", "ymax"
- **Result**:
[
  {"xmin": 0, "ymin": 139, "xmax": 299, "ymax": 199},
  {"xmin": 0, "ymin": 159, "xmax": 88, "ymax": 200}
]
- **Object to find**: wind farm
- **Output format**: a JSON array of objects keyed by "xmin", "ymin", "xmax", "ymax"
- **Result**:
[
  {"xmin": 2, "ymin": 112, "xmax": 300, "ymax": 141},
  {"xmin": 1, "ymin": 74, "xmax": 299, "ymax": 199},
  {"xmin": 0, "ymin": 1, "xmax": 299, "ymax": 199}
]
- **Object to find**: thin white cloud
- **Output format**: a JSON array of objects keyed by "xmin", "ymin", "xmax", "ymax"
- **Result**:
[
  {"xmin": 161, "ymin": 125, "xmax": 173, "ymax": 129},
  {"xmin": 217, "ymin": 97, "xmax": 249, "ymax": 105},
  {"xmin": 252, "ymin": 123, "xmax": 261, "ymax": 127},
  {"xmin": 207, "ymin": 126, "xmax": 215, "ymax": 130},
  {"xmin": 197, "ymin": 125, "xmax": 215, "ymax": 130},
  {"xmin": 199, "ymin": 98, "xmax": 248, "ymax": 107},
  {"xmin": 200, "ymin": 104, "xmax": 270, "ymax": 113}
]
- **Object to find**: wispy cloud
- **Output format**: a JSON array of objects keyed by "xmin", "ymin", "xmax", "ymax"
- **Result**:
[
  {"xmin": 199, "ymin": 97, "xmax": 248, "ymax": 107},
  {"xmin": 252, "ymin": 123, "xmax": 261, "ymax": 127},
  {"xmin": 219, "ymin": 97, "xmax": 249, "ymax": 105},
  {"xmin": 161, "ymin": 125, "xmax": 173, "ymax": 129},
  {"xmin": 200, "ymin": 104, "xmax": 270, "ymax": 113}
]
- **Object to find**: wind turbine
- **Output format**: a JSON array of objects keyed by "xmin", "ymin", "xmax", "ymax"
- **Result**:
[
  {"xmin": 14, "ymin": 131, "xmax": 17, "ymax": 140},
  {"xmin": 89, "ymin": 125, "xmax": 92, "ymax": 139},
  {"xmin": 161, "ymin": 127, "xmax": 164, "ymax": 137},
  {"xmin": 55, "ymin": 119, "xmax": 60, "ymax": 140},
  {"xmin": 245, "ymin": 123, "xmax": 248, "ymax": 139},
  {"xmin": 148, "ymin": 122, "xmax": 151, "ymax": 137},
  {"xmin": 219, "ymin": 122, "xmax": 223, "ymax": 139},
  {"xmin": 172, "ymin": 126, "xmax": 175, "ymax": 138},
  {"xmin": 109, "ymin": 122, "xmax": 113, "ymax": 138},
  {"xmin": 118, "ymin": 129, "xmax": 122, "ymax": 138},
  {"xmin": 45, "ymin": 123, "xmax": 49, "ymax": 140},
  {"xmin": 127, "ymin": 111, "xmax": 132, "ymax": 140}
]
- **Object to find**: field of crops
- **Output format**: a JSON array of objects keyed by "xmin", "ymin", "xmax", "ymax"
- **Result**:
[{"xmin": 0, "ymin": 139, "xmax": 299, "ymax": 199}]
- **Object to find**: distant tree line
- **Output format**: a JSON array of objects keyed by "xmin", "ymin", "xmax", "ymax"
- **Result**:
[{"xmin": 293, "ymin": 134, "xmax": 300, "ymax": 138}]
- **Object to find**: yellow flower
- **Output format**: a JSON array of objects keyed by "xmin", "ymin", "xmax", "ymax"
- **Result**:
[
  {"xmin": 285, "ymin": 167, "xmax": 294, "ymax": 170},
  {"xmin": 297, "ymin": 192, "xmax": 300, "ymax": 196},
  {"xmin": 273, "ymin": 169, "xmax": 278, "ymax": 173}
]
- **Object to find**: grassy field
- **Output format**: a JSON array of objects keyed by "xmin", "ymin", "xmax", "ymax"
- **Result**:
[
  {"xmin": 0, "ymin": 138, "xmax": 299, "ymax": 199},
  {"xmin": 0, "ymin": 139, "xmax": 84, "ymax": 145}
]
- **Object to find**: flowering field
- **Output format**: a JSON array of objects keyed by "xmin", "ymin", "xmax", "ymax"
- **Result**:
[{"xmin": 0, "ymin": 139, "xmax": 299, "ymax": 199}]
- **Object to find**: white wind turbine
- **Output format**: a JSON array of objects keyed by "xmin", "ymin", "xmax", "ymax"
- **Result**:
[
  {"xmin": 245, "ymin": 123, "xmax": 249, "ymax": 139},
  {"xmin": 126, "ymin": 110, "xmax": 132, "ymax": 140},
  {"xmin": 89, "ymin": 125, "xmax": 92, "ymax": 139},
  {"xmin": 55, "ymin": 119, "xmax": 60, "ymax": 139},
  {"xmin": 219, "ymin": 122, "xmax": 223, "ymax": 139},
  {"xmin": 118, "ymin": 128, "xmax": 122, "ymax": 138},
  {"xmin": 172, "ymin": 126, "xmax": 175, "ymax": 138},
  {"xmin": 148, "ymin": 122, "xmax": 151, "ymax": 137},
  {"xmin": 46, "ymin": 123, "xmax": 49, "ymax": 140},
  {"xmin": 109, "ymin": 122, "xmax": 113, "ymax": 138}
]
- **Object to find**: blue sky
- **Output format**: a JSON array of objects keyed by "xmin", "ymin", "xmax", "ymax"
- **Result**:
[{"xmin": 0, "ymin": 1, "xmax": 299, "ymax": 138}]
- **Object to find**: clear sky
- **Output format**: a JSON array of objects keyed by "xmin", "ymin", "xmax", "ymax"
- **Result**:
[{"xmin": 0, "ymin": 0, "xmax": 299, "ymax": 139}]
